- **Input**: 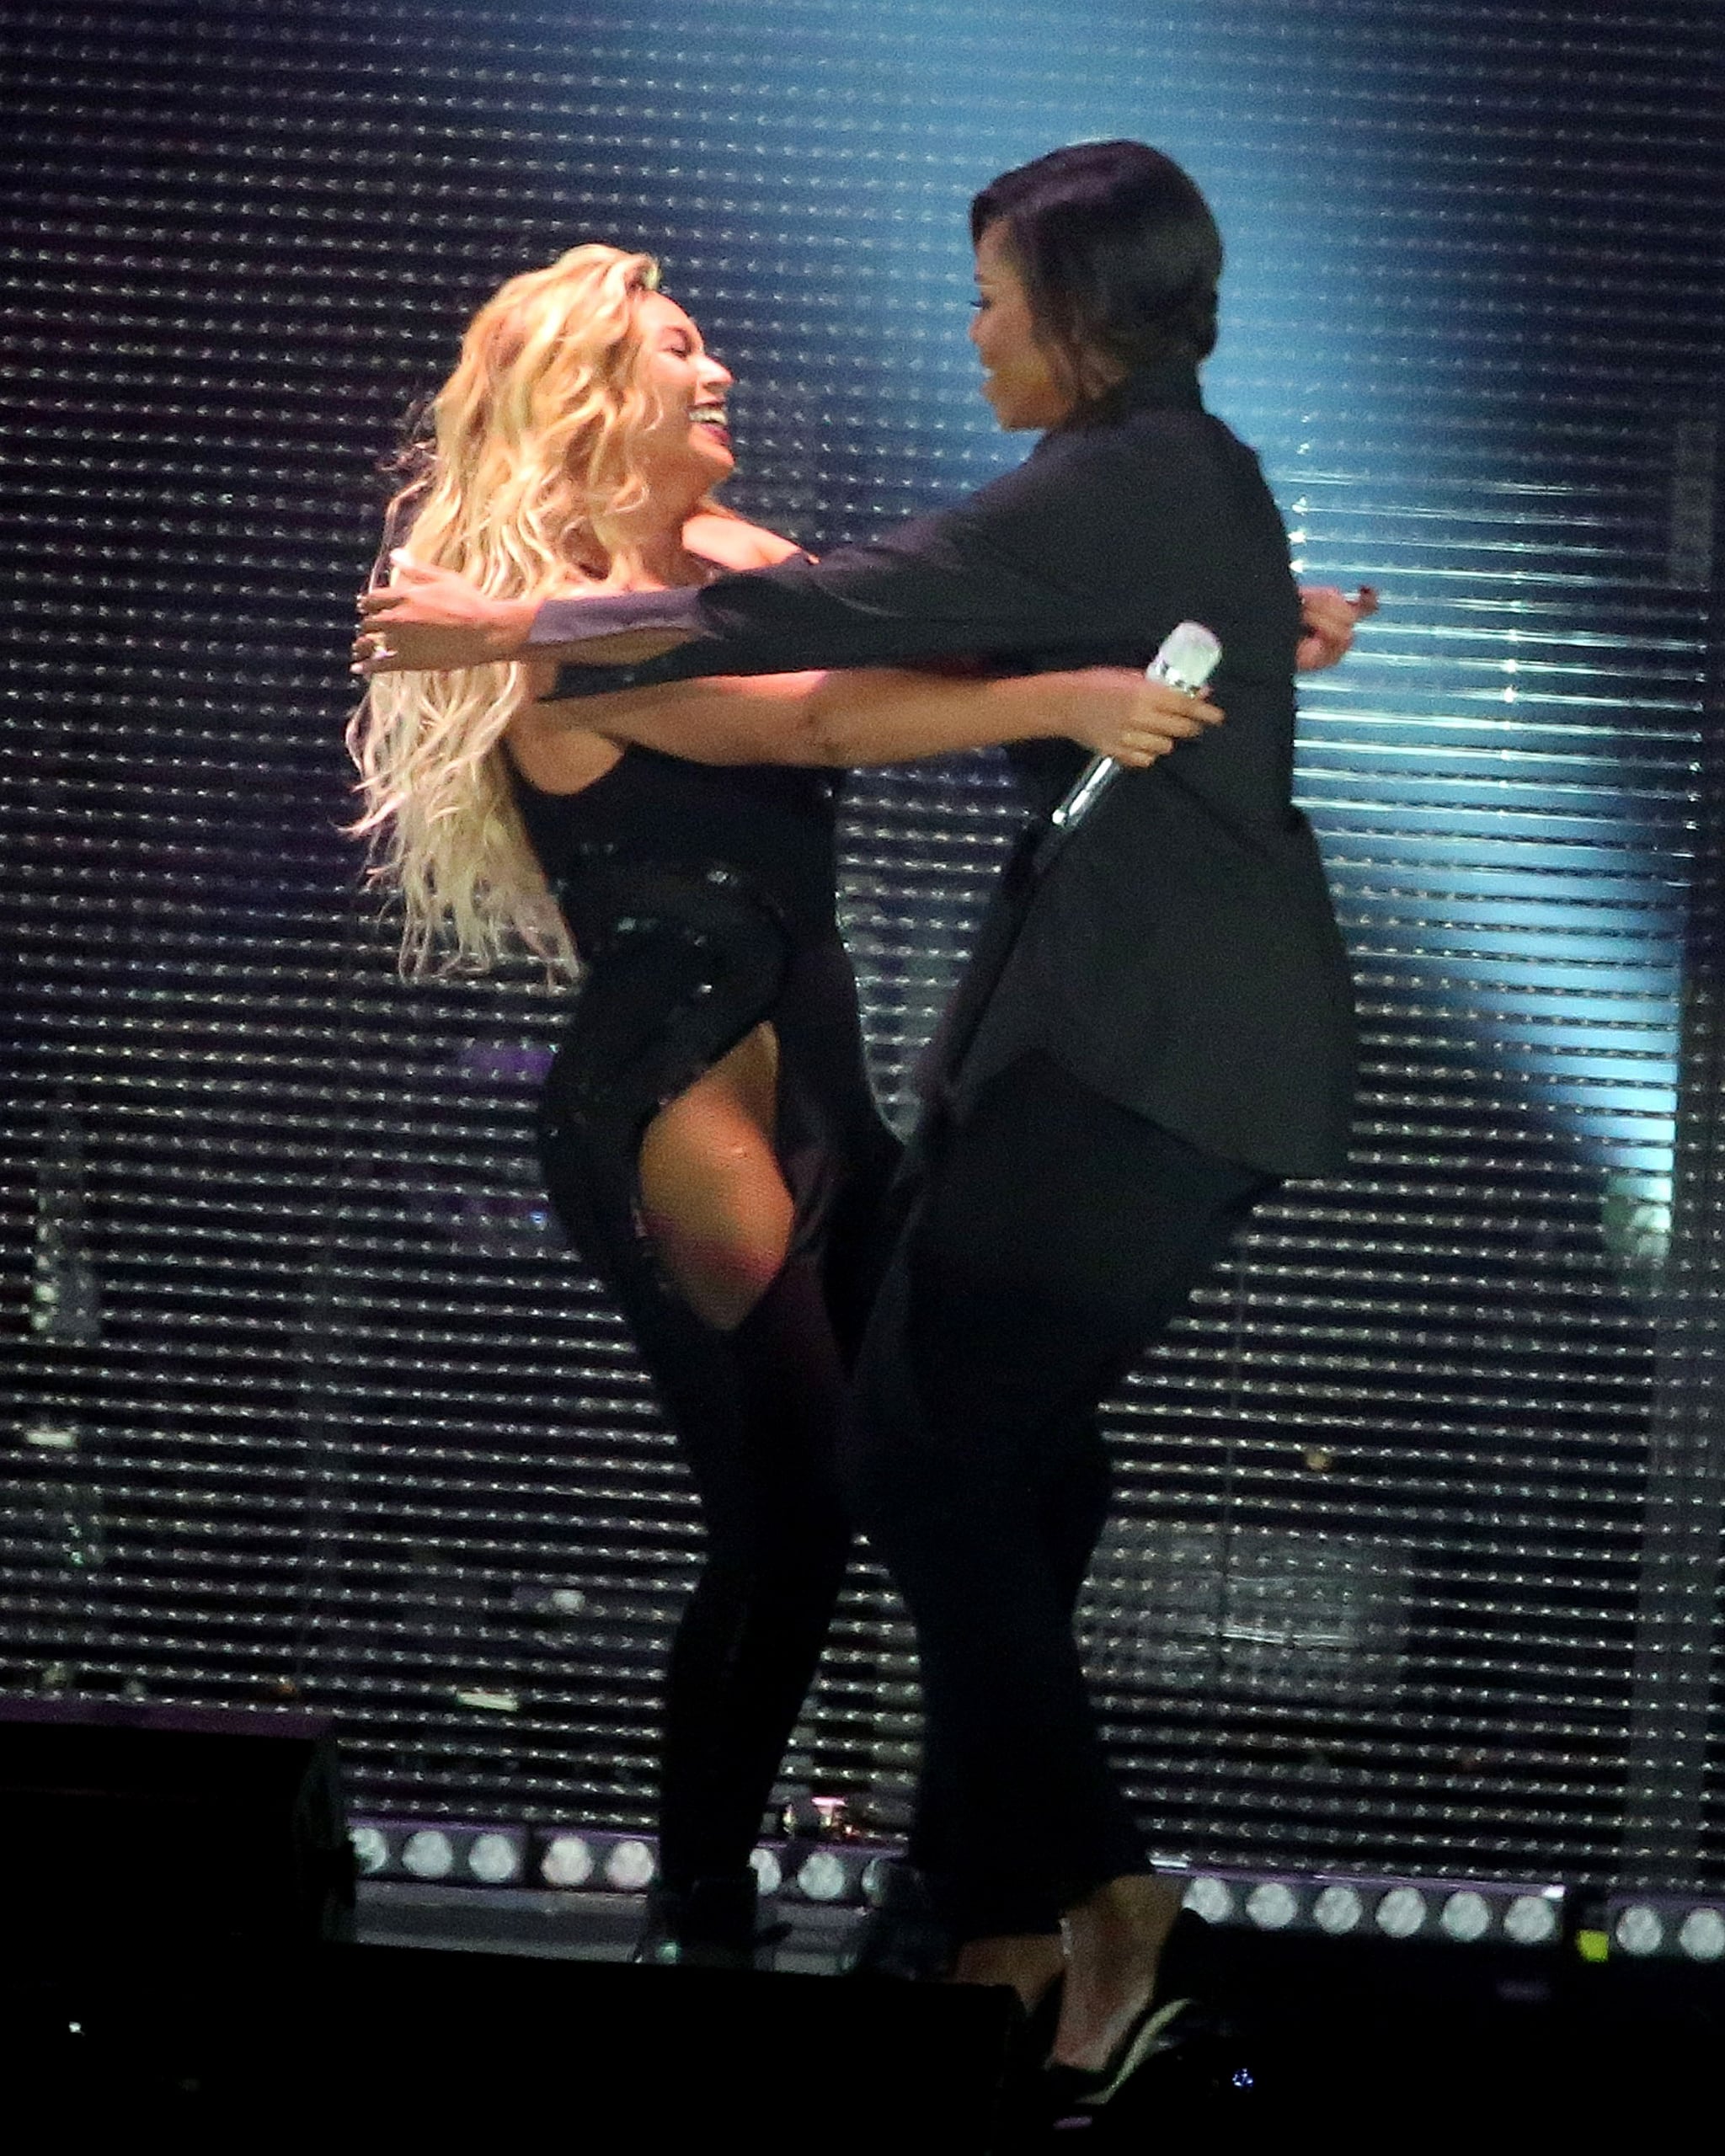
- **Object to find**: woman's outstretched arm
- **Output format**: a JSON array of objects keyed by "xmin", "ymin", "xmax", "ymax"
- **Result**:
[{"xmin": 507, "ymin": 665, "xmax": 1220, "ymax": 781}]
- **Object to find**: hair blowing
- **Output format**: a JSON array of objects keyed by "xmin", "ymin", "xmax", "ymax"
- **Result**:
[
  {"xmin": 971, "ymin": 141, "xmax": 1223, "ymax": 408},
  {"xmin": 347, "ymin": 243, "xmax": 678, "ymax": 977}
]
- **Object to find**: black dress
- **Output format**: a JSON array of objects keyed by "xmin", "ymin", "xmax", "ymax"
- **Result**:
[{"xmin": 510, "ymin": 744, "xmax": 899, "ymax": 1914}]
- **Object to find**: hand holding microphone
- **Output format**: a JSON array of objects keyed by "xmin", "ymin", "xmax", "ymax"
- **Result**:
[{"xmin": 1049, "ymin": 621, "xmax": 1224, "ymax": 836}]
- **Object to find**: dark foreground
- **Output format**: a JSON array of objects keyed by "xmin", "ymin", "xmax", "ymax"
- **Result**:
[{"xmin": 7, "ymin": 1906, "xmax": 1717, "ymax": 2148}]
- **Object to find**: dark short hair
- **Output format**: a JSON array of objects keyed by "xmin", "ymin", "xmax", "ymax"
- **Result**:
[{"xmin": 970, "ymin": 141, "xmax": 1222, "ymax": 404}]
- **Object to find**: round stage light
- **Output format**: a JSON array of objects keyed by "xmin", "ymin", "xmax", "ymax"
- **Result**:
[
  {"xmin": 1245, "ymin": 1881, "xmax": 1298, "ymax": 1930},
  {"xmin": 797, "ymin": 1851, "xmax": 849, "ymax": 1903},
  {"xmin": 1503, "ymin": 1893, "xmax": 1560, "ymax": 1947},
  {"xmin": 860, "ymin": 1858, "xmax": 893, "ymax": 1907},
  {"xmin": 1613, "ymin": 1905, "xmax": 1664, "ymax": 1957},
  {"xmin": 605, "ymin": 1838, "xmax": 657, "ymax": 1891},
  {"xmin": 1374, "ymin": 1887, "xmax": 1428, "ymax": 1939},
  {"xmin": 467, "ymin": 1832, "xmax": 520, "ymax": 1884},
  {"xmin": 401, "ymin": 1828, "xmax": 455, "ymax": 1881},
  {"xmin": 541, "ymin": 1833, "xmax": 595, "ymax": 1888},
  {"xmin": 1678, "ymin": 1908, "xmax": 1725, "ymax": 1963},
  {"xmin": 350, "ymin": 1826, "xmax": 389, "ymax": 1876},
  {"xmin": 1183, "ymin": 1876, "xmax": 1235, "ymax": 1924},
  {"xmin": 1312, "ymin": 1885, "xmax": 1364, "ymax": 1935},
  {"xmin": 750, "ymin": 1847, "xmax": 783, "ymax": 1897},
  {"xmin": 1439, "ymin": 1891, "xmax": 1492, "ymax": 1944}
]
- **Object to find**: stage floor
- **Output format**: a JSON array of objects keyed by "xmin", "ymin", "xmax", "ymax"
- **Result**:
[
  {"xmin": 353, "ymin": 1879, "xmax": 1722, "ymax": 2130},
  {"xmin": 357, "ymin": 1875, "xmax": 860, "ymax": 1970},
  {"xmin": 11, "ymin": 1892, "xmax": 1718, "ymax": 2143}
]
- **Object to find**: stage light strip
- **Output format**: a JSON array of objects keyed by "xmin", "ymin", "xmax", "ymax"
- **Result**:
[{"xmin": 350, "ymin": 1817, "xmax": 1576, "ymax": 1948}]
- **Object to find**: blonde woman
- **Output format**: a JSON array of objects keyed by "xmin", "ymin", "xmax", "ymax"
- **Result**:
[{"xmin": 350, "ymin": 243, "xmax": 1220, "ymax": 1969}]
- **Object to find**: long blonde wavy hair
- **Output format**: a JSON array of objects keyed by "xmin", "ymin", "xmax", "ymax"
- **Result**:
[{"xmin": 348, "ymin": 243, "xmax": 708, "ymax": 977}]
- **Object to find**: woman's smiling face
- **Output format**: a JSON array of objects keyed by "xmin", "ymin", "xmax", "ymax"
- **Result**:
[
  {"xmin": 968, "ymin": 221, "xmax": 1076, "ymax": 433},
  {"xmin": 632, "ymin": 292, "xmax": 737, "ymax": 486}
]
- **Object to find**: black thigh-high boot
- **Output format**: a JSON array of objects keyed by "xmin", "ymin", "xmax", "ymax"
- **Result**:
[
  {"xmin": 649, "ymin": 1252, "xmax": 852, "ymax": 1953},
  {"xmin": 537, "ymin": 1165, "xmax": 853, "ymax": 1956}
]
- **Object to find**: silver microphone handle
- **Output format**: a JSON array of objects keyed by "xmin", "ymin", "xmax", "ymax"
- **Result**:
[
  {"xmin": 1048, "ymin": 621, "xmax": 1221, "ymax": 833},
  {"xmin": 1049, "ymin": 752, "xmax": 1120, "ymax": 831}
]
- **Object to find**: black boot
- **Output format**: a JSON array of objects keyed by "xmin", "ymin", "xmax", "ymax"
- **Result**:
[
  {"xmin": 841, "ymin": 1860, "xmax": 954, "ymax": 1983},
  {"xmin": 653, "ymin": 1256, "xmax": 852, "ymax": 1918},
  {"xmin": 633, "ymin": 1873, "xmax": 779, "ymax": 1971}
]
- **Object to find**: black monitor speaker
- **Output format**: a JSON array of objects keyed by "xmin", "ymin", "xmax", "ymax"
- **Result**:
[{"xmin": 0, "ymin": 1695, "xmax": 354, "ymax": 1956}]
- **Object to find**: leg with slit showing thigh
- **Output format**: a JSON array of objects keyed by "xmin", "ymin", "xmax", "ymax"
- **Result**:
[
  {"xmin": 629, "ymin": 1022, "xmax": 856, "ymax": 1903},
  {"xmin": 636, "ymin": 1021, "xmax": 795, "ymax": 1331},
  {"xmin": 540, "ymin": 1004, "xmax": 849, "ymax": 1911}
]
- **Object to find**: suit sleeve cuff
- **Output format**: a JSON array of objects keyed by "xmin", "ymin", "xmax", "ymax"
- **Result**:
[{"xmin": 527, "ymin": 589, "xmax": 705, "ymax": 648}]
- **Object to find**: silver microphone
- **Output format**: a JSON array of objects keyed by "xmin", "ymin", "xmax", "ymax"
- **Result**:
[{"xmin": 1048, "ymin": 620, "xmax": 1222, "ymax": 834}]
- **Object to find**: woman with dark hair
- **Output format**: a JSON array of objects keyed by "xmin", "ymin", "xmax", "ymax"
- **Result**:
[{"xmin": 361, "ymin": 141, "xmax": 1364, "ymax": 2107}]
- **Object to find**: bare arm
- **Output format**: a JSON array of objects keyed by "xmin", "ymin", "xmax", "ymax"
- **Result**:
[
  {"xmin": 804, "ymin": 666, "xmax": 1220, "ymax": 767},
  {"xmin": 510, "ymin": 664, "xmax": 1219, "ymax": 778}
]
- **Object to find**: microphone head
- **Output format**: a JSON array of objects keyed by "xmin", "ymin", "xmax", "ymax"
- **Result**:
[{"xmin": 1156, "ymin": 621, "xmax": 1222, "ymax": 693}]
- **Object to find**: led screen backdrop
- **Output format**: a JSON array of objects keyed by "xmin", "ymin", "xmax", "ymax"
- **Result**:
[{"xmin": 4, "ymin": 0, "xmax": 1723, "ymax": 1894}]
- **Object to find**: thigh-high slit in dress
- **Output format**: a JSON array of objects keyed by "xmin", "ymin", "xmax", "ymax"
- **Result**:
[{"xmin": 510, "ymin": 746, "xmax": 899, "ymax": 1915}]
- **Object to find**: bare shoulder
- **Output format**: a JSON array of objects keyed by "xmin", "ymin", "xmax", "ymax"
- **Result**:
[{"xmin": 684, "ymin": 508, "xmax": 809, "ymax": 570}]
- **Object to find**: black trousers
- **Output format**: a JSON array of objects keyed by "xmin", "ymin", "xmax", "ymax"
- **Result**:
[{"xmin": 841, "ymin": 1051, "xmax": 1274, "ymax": 1940}]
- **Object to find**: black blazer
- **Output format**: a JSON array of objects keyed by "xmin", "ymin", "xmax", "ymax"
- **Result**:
[{"xmin": 537, "ymin": 360, "xmax": 1355, "ymax": 1176}]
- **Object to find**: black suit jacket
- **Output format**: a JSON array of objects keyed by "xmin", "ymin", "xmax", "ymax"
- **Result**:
[{"xmin": 537, "ymin": 360, "xmax": 1355, "ymax": 1176}]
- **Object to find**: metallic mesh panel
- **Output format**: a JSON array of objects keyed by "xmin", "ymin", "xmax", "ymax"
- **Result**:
[{"xmin": 4, "ymin": 0, "xmax": 1722, "ymax": 1889}]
